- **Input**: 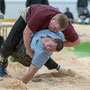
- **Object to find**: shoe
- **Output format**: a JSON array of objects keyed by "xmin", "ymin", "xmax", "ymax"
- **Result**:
[
  {"xmin": 0, "ymin": 61, "xmax": 8, "ymax": 77},
  {"xmin": 57, "ymin": 66, "xmax": 72, "ymax": 76}
]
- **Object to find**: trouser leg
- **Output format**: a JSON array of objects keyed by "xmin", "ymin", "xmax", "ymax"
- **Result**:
[
  {"xmin": 0, "ymin": 36, "xmax": 4, "ymax": 48},
  {"xmin": 44, "ymin": 58, "xmax": 58, "ymax": 70},
  {"xmin": 11, "ymin": 39, "xmax": 58, "ymax": 69},
  {"xmin": 0, "ymin": 16, "xmax": 26, "ymax": 58},
  {"xmin": 11, "ymin": 39, "xmax": 32, "ymax": 67},
  {"xmin": 4, "ymin": 36, "xmax": 59, "ymax": 70},
  {"xmin": 0, "ymin": 36, "xmax": 4, "ymax": 62},
  {"xmin": 44, "ymin": 58, "xmax": 72, "ymax": 76}
]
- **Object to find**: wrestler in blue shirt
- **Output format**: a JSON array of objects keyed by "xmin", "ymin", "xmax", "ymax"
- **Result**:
[
  {"xmin": 22, "ymin": 29, "xmax": 65, "ymax": 84},
  {"xmin": 30, "ymin": 29, "xmax": 65, "ymax": 69}
]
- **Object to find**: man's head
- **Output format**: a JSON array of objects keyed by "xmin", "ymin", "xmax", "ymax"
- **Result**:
[
  {"xmin": 66, "ymin": 7, "xmax": 70, "ymax": 12},
  {"xmin": 43, "ymin": 38, "xmax": 63, "ymax": 52},
  {"xmin": 48, "ymin": 14, "xmax": 68, "ymax": 32},
  {"xmin": 84, "ymin": 8, "xmax": 89, "ymax": 14}
]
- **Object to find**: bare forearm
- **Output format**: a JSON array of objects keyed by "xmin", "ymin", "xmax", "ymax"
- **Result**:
[
  {"xmin": 23, "ymin": 25, "xmax": 34, "ymax": 58},
  {"xmin": 22, "ymin": 64, "xmax": 38, "ymax": 84},
  {"xmin": 64, "ymin": 38, "xmax": 80, "ymax": 47},
  {"xmin": 23, "ymin": 33, "xmax": 31, "ymax": 55}
]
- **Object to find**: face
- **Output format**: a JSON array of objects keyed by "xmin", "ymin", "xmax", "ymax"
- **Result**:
[
  {"xmin": 43, "ymin": 40, "xmax": 57, "ymax": 52},
  {"xmin": 48, "ymin": 17, "xmax": 64, "ymax": 32},
  {"xmin": 84, "ymin": 9, "xmax": 88, "ymax": 14}
]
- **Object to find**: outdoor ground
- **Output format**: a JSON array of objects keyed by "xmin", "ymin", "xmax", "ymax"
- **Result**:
[{"xmin": 0, "ymin": 24, "xmax": 90, "ymax": 90}]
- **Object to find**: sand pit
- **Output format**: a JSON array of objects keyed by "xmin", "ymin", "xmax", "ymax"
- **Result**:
[{"xmin": 0, "ymin": 24, "xmax": 90, "ymax": 90}]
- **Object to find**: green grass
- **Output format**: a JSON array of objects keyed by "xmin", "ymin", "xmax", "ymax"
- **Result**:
[{"xmin": 73, "ymin": 42, "xmax": 90, "ymax": 58}]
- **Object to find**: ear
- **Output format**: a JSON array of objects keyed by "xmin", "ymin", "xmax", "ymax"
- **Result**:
[{"xmin": 52, "ymin": 17, "xmax": 56, "ymax": 20}]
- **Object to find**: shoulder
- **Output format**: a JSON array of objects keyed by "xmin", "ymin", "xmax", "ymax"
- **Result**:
[{"xmin": 35, "ymin": 38, "xmax": 43, "ymax": 50}]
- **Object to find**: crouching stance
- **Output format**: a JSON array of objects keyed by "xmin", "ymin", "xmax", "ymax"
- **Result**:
[
  {"xmin": 10, "ymin": 30, "xmax": 70, "ymax": 84},
  {"xmin": 0, "ymin": 4, "xmax": 80, "ymax": 80}
]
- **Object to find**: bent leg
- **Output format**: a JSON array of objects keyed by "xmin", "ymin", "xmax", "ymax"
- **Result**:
[
  {"xmin": 44, "ymin": 58, "xmax": 58, "ymax": 70},
  {"xmin": 11, "ymin": 39, "xmax": 32, "ymax": 67},
  {"xmin": 0, "ymin": 16, "xmax": 26, "ymax": 58}
]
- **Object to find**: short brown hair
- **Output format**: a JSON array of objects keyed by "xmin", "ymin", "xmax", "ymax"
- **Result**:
[
  {"xmin": 53, "ymin": 39, "xmax": 63, "ymax": 51},
  {"xmin": 55, "ymin": 14, "xmax": 68, "ymax": 30}
]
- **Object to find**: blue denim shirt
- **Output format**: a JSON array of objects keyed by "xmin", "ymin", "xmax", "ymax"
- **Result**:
[{"xmin": 30, "ymin": 29, "xmax": 65, "ymax": 69}]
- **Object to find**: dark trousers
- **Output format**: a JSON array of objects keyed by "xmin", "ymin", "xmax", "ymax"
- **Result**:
[
  {"xmin": 1, "ymin": 16, "xmax": 26, "ymax": 57},
  {"xmin": 1, "ymin": 16, "xmax": 58, "ymax": 70},
  {"xmin": 0, "ymin": 36, "xmax": 4, "ymax": 48}
]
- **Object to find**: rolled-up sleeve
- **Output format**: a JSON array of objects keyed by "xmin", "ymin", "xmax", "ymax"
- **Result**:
[
  {"xmin": 32, "ymin": 50, "xmax": 51, "ymax": 69},
  {"xmin": 62, "ymin": 21, "xmax": 79, "ymax": 42},
  {"xmin": 27, "ymin": 11, "xmax": 43, "ymax": 32}
]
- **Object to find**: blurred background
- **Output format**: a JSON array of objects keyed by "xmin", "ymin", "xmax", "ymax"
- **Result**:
[
  {"xmin": 0, "ymin": 0, "xmax": 90, "ymax": 57},
  {"xmin": 4, "ymin": 0, "xmax": 90, "ymax": 19}
]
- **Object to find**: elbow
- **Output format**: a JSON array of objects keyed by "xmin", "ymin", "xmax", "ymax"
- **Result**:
[
  {"xmin": 75, "ymin": 38, "xmax": 81, "ymax": 46},
  {"xmin": 77, "ymin": 38, "xmax": 80, "ymax": 45},
  {"xmin": 71, "ymin": 38, "xmax": 81, "ymax": 47}
]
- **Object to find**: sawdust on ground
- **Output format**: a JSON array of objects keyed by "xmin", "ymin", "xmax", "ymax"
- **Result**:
[{"xmin": 0, "ymin": 24, "xmax": 90, "ymax": 90}]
